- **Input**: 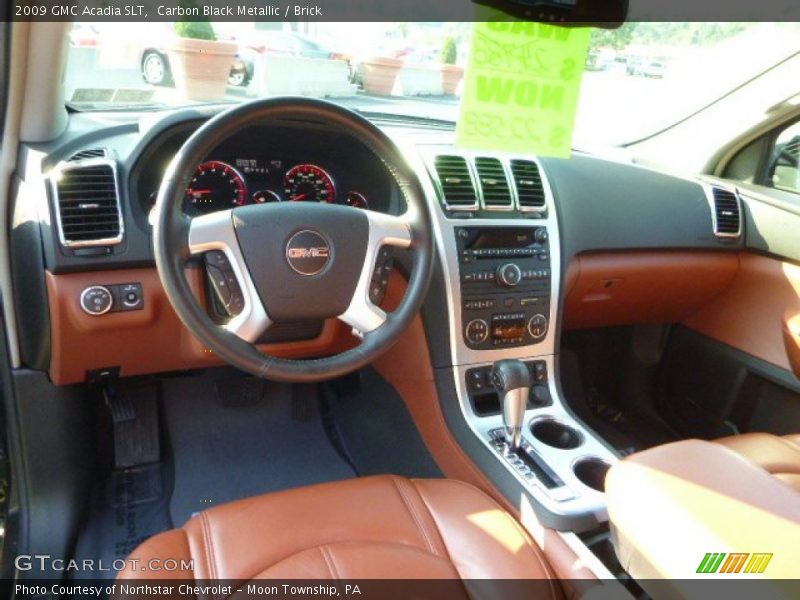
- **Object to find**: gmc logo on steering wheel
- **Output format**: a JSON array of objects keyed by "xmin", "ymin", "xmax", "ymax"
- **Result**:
[{"xmin": 287, "ymin": 247, "xmax": 330, "ymax": 259}]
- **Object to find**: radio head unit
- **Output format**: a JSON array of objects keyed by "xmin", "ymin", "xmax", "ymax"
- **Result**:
[{"xmin": 457, "ymin": 226, "xmax": 551, "ymax": 350}]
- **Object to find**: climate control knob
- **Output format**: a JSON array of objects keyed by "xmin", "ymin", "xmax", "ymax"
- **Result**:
[
  {"xmin": 496, "ymin": 263, "xmax": 522, "ymax": 287},
  {"xmin": 80, "ymin": 285, "xmax": 113, "ymax": 316},
  {"xmin": 528, "ymin": 314, "xmax": 548, "ymax": 340},
  {"xmin": 465, "ymin": 319, "xmax": 489, "ymax": 345}
]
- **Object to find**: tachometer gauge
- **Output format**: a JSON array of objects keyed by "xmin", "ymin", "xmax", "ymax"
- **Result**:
[
  {"xmin": 283, "ymin": 164, "xmax": 335, "ymax": 203},
  {"xmin": 252, "ymin": 190, "xmax": 282, "ymax": 204},
  {"xmin": 185, "ymin": 161, "xmax": 246, "ymax": 212},
  {"xmin": 345, "ymin": 191, "xmax": 369, "ymax": 209}
]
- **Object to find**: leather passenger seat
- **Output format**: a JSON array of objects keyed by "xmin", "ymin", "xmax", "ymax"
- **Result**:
[
  {"xmin": 606, "ymin": 431, "xmax": 800, "ymax": 582},
  {"xmin": 715, "ymin": 432, "xmax": 800, "ymax": 491},
  {"xmin": 118, "ymin": 475, "xmax": 559, "ymax": 590}
]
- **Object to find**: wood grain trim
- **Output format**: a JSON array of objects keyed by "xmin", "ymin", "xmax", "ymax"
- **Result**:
[
  {"xmin": 683, "ymin": 253, "xmax": 800, "ymax": 372},
  {"xmin": 563, "ymin": 250, "xmax": 739, "ymax": 330},
  {"xmin": 45, "ymin": 268, "xmax": 358, "ymax": 385}
]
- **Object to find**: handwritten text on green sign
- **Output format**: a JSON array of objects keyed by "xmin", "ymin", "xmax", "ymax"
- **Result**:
[{"xmin": 456, "ymin": 20, "xmax": 590, "ymax": 158}]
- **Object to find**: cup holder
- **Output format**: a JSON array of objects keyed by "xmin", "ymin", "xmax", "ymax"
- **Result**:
[
  {"xmin": 573, "ymin": 457, "xmax": 611, "ymax": 493},
  {"xmin": 530, "ymin": 418, "xmax": 583, "ymax": 450}
]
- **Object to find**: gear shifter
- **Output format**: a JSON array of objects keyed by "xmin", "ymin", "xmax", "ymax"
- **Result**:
[{"xmin": 491, "ymin": 359, "xmax": 532, "ymax": 451}]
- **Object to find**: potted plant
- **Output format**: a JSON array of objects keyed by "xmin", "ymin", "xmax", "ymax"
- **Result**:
[
  {"xmin": 167, "ymin": 5, "xmax": 237, "ymax": 101},
  {"xmin": 440, "ymin": 36, "xmax": 464, "ymax": 96},
  {"xmin": 359, "ymin": 56, "xmax": 404, "ymax": 96}
]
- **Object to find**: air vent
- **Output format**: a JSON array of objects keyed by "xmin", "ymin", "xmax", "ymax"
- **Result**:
[
  {"xmin": 474, "ymin": 157, "xmax": 513, "ymax": 209},
  {"xmin": 710, "ymin": 187, "xmax": 742, "ymax": 238},
  {"xmin": 51, "ymin": 160, "xmax": 123, "ymax": 247},
  {"xmin": 510, "ymin": 159, "xmax": 546, "ymax": 211},
  {"xmin": 69, "ymin": 148, "xmax": 108, "ymax": 161},
  {"xmin": 433, "ymin": 155, "xmax": 478, "ymax": 209}
]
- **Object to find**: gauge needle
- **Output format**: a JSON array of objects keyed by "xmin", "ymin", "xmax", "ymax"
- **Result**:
[
  {"xmin": 291, "ymin": 194, "xmax": 308, "ymax": 201},
  {"xmin": 188, "ymin": 189, "xmax": 213, "ymax": 195}
]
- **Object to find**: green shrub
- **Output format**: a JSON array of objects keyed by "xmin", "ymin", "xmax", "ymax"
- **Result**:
[
  {"xmin": 174, "ymin": 20, "xmax": 216, "ymax": 41},
  {"xmin": 172, "ymin": 1, "xmax": 215, "ymax": 41},
  {"xmin": 441, "ymin": 36, "xmax": 457, "ymax": 65}
]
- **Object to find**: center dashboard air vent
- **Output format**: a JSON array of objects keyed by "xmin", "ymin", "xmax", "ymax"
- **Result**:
[
  {"xmin": 709, "ymin": 186, "xmax": 742, "ymax": 238},
  {"xmin": 433, "ymin": 155, "xmax": 478, "ymax": 210},
  {"xmin": 474, "ymin": 157, "xmax": 513, "ymax": 210},
  {"xmin": 510, "ymin": 159, "xmax": 546, "ymax": 211},
  {"xmin": 50, "ymin": 159, "xmax": 124, "ymax": 248}
]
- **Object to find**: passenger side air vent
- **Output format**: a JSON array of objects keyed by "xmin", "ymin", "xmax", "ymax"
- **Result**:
[
  {"xmin": 710, "ymin": 187, "xmax": 742, "ymax": 238},
  {"xmin": 433, "ymin": 155, "xmax": 478, "ymax": 210},
  {"xmin": 50, "ymin": 160, "xmax": 124, "ymax": 247},
  {"xmin": 69, "ymin": 148, "xmax": 108, "ymax": 161},
  {"xmin": 510, "ymin": 159, "xmax": 546, "ymax": 211},
  {"xmin": 474, "ymin": 157, "xmax": 513, "ymax": 209}
]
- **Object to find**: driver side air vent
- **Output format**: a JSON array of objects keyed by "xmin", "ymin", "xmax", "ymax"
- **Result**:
[
  {"xmin": 510, "ymin": 159, "xmax": 546, "ymax": 211},
  {"xmin": 474, "ymin": 157, "xmax": 513, "ymax": 209},
  {"xmin": 433, "ymin": 155, "xmax": 478, "ymax": 210},
  {"xmin": 50, "ymin": 160, "xmax": 124, "ymax": 248},
  {"xmin": 710, "ymin": 187, "xmax": 742, "ymax": 238}
]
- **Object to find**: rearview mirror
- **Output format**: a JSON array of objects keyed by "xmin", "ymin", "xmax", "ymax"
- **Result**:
[{"xmin": 473, "ymin": 0, "xmax": 628, "ymax": 28}]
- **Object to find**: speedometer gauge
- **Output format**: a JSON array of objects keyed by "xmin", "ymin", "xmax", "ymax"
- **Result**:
[
  {"xmin": 283, "ymin": 164, "xmax": 335, "ymax": 203},
  {"xmin": 186, "ymin": 161, "xmax": 246, "ymax": 212}
]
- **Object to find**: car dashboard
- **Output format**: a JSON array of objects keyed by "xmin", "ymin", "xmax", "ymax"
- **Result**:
[{"xmin": 18, "ymin": 103, "xmax": 790, "ymax": 533}]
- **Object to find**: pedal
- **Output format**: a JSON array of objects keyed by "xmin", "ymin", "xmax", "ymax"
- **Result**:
[
  {"xmin": 108, "ymin": 392, "xmax": 135, "ymax": 423},
  {"xmin": 92, "ymin": 370, "xmax": 160, "ymax": 469}
]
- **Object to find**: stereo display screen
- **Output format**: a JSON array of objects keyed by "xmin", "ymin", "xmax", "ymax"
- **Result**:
[{"xmin": 464, "ymin": 227, "xmax": 536, "ymax": 250}]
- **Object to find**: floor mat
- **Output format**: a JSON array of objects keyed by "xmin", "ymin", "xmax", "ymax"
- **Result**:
[
  {"xmin": 321, "ymin": 368, "xmax": 442, "ymax": 478},
  {"xmin": 70, "ymin": 464, "xmax": 171, "ymax": 581},
  {"xmin": 163, "ymin": 370, "xmax": 356, "ymax": 526}
]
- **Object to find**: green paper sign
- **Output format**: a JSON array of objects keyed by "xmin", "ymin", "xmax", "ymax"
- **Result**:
[{"xmin": 456, "ymin": 16, "xmax": 591, "ymax": 158}]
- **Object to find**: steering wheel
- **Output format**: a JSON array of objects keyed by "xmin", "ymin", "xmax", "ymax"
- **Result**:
[{"xmin": 153, "ymin": 98, "xmax": 434, "ymax": 382}]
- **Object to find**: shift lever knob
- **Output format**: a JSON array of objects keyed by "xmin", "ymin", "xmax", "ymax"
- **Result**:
[{"xmin": 491, "ymin": 359, "xmax": 532, "ymax": 451}]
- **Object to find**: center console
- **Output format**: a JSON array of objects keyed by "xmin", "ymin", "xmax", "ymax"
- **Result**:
[{"xmin": 414, "ymin": 145, "xmax": 619, "ymax": 533}]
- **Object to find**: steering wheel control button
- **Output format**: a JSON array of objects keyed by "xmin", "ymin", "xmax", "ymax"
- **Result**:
[
  {"xmin": 528, "ymin": 314, "xmax": 548, "ymax": 340},
  {"xmin": 465, "ymin": 319, "xmax": 489, "ymax": 345},
  {"xmin": 204, "ymin": 251, "xmax": 245, "ymax": 317},
  {"xmin": 285, "ymin": 229, "xmax": 332, "ymax": 276},
  {"xmin": 369, "ymin": 245, "xmax": 394, "ymax": 305},
  {"xmin": 80, "ymin": 286, "xmax": 113, "ymax": 316}
]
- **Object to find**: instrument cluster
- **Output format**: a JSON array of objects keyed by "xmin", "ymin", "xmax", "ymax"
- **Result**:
[
  {"xmin": 136, "ymin": 123, "xmax": 398, "ymax": 227},
  {"xmin": 183, "ymin": 157, "xmax": 371, "ymax": 214}
]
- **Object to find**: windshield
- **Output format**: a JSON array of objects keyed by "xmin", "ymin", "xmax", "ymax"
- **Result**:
[{"xmin": 65, "ymin": 21, "xmax": 800, "ymax": 148}]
